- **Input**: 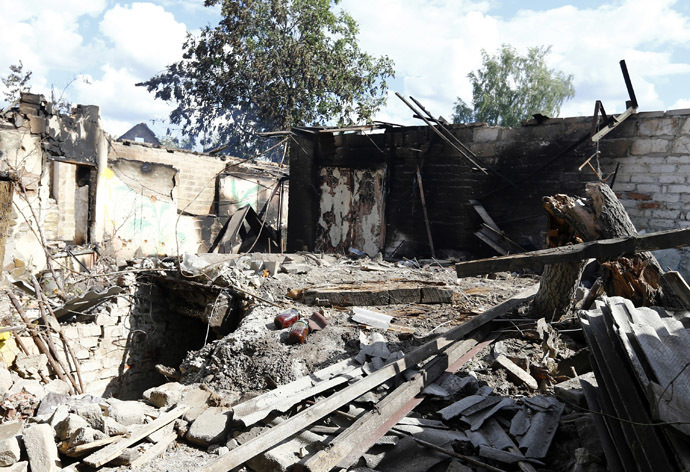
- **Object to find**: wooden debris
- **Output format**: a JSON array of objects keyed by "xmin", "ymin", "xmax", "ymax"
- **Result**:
[
  {"xmin": 456, "ymin": 227, "xmax": 690, "ymax": 278},
  {"xmin": 494, "ymin": 355, "xmax": 538, "ymax": 390},
  {"xmin": 130, "ymin": 431, "xmax": 178, "ymax": 468},
  {"xmin": 303, "ymin": 280, "xmax": 454, "ymax": 306},
  {"xmin": 303, "ymin": 337, "xmax": 480, "ymax": 471},
  {"xmin": 83, "ymin": 405, "xmax": 189, "ymax": 468},
  {"xmin": 63, "ymin": 435, "xmax": 125, "ymax": 457},
  {"xmin": 201, "ymin": 285, "xmax": 538, "ymax": 472},
  {"xmin": 231, "ymin": 358, "xmax": 362, "ymax": 427}
]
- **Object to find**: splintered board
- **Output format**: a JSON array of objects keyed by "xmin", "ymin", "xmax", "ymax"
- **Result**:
[{"xmin": 302, "ymin": 280, "xmax": 454, "ymax": 306}]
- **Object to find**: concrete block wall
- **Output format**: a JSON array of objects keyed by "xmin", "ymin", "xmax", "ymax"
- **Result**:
[
  {"xmin": 108, "ymin": 141, "xmax": 228, "ymax": 216},
  {"xmin": 292, "ymin": 109, "xmax": 690, "ymax": 277}
]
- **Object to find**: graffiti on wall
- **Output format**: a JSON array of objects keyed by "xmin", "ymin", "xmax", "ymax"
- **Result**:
[{"xmin": 101, "ymin": 167, "xmax": 200, "ymax": 258}]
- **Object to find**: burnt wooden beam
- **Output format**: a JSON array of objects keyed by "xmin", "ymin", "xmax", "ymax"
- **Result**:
[{"xmin": 456, "ymin": 227, "xmax": 690, "ymax": 278}]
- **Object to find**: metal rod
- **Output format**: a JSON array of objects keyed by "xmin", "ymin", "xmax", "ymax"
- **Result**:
[
  {"xmin": 407, "ymin": 95, "xmax": 520, "ymax": 190},
  {"xmin": 619, "ymin": 60, "xmax": 638, "ymax": 109},
  {"xmin": 395, "ymin": 93, "xmax": 488, "ymax": 174},
  {"xmin": 416, "ymin": 165, "xmax": 436, "ymax": 258}
]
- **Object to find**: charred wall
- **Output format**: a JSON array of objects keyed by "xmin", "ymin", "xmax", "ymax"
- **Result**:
[{"xmin": 289, "ymin": 110, "xmax": 690, "ymax": 264}]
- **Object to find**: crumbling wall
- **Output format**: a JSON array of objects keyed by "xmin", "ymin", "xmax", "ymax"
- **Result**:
[
  {"xmin": 12, "ymin": 277, "xmax": 208, "ymax": 399},
  {"xmin": 0, "ymin": 121, "xmax": 58, "ymax": 273},
  {"xmin": 289, "ymin": 109, "xmax": 690, "ymax": 277},
  {"xmin": 108, "ymin": 141, "xmax": 226, "ymax": 216}
]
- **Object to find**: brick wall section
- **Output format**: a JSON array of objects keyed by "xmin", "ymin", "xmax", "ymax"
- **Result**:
[
  {"xmin": 16, "ymin": 280, "xmax": 207, "ymax": 399},
  {"xmin": 292, "ymin": 109, "xmax": 690, "ymax": 273},
  {"xmin": 108, "ymin": 141, "xmax": 229, "ymax": 215}
]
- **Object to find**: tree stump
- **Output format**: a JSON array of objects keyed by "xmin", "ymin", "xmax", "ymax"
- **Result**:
[{"xmin": 533, "ymin": 182, "xmax": 665, "ymax": 317}]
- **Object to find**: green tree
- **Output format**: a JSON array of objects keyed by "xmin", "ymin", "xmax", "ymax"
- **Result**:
[
  {"xmin": 138, "ymin": 0, "xmax": 395, "ymax": 156},
  {"xmin": 2, "ymin": 61, "xmax": 32, "ymax": 103},
  {"xmin": 452, "ymin": 44, "xmax": 575, "ymax": 127}
]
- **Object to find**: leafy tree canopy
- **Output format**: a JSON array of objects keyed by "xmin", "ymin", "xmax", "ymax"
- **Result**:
[
  {"xmin": 452, "ymin": 44, "xmax": 575, "ymax": 127},
  {"xmin": 2, "ymin": 61, "xmax": 32, "ymax": 103},
  {"xmin": 138, "ymin": 0, "xmax": 395, "ymax": 156}
]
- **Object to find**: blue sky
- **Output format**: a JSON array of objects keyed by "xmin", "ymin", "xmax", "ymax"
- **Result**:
[{"xmin": 2, "ymin": 0, "xmax": 690, "ymax": 140}]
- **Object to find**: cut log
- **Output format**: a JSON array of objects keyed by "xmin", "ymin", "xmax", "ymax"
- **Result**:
[{"xmin": 536, "ymin": 182, "xmax": 666, "ymax": 312}]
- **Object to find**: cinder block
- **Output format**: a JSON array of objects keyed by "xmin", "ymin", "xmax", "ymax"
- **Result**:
[
  {"xmin": 648, "ymin": 218, "xmax": 677, "ymax": 229},
  {"xmin": 631, "ymin": 138, "xmax": 671, "ymax": 155},
  {"xmin": 668, "ymin": 184, "xmax": 690, "ymax": 193},
  {"xmin": 652, "ymin": 209, "xmax": 680, "ymax": 219},
  {"xmin": 652, "ymin": 192, "xmax": 681, "ymax": 203},
  {"xmin": 636, "ymin": 183, "xmax": 662, "ymax": 193},
  {"xmin": 637, "ymin": 117, "xmax": 677, "ymax": 137},
  {"xmin": 473, "ymin": 127, "xmax": 500, "ymax": 142},
  {"xmin": 78, "ymin": 337, "xmax": 99, "ymax": 349},
  {"xmin": 659, "ymin": 175, "xmax": 686, "ymax": 184},
  {"xmin": 648, "ymin": 164, "xmax": 677, "ymax": 173},
  {"xmin": 78, "ymin": 325, "xmax": 101, "ymax": 338},
  {"xmin": 672, "ymin": 136, "xmax": 690, "ymax": 154}
]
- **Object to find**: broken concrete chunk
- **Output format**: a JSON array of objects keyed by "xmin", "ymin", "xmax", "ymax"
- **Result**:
[
  {"xmin": 8, "ymin": 379, "xmax": 46, "ymax": 401},
  {"xmin": 23, "ymin": 424, "xmax": 61, "ymax": 472},
  {"xmin": 186, "ymin": 407, "xmax": 230, "ymax": 446},
  {"xmin": 0, "ymin": 364, "xmax": 12, "ymax": 395},
  {"xmin": 68, "ymin": 426, "xmax": 106, "ymax": 448},
  {"xmin": 105, "ymin": 399, "xmax": 146, "ymax": 426},
  {"xmin": 352, "ymin": 308, "xmax": 393, "ymax": 330},
  {"xmin": 55, "ymin": 414, "xmax": 89, "ymax": 441},
  {"xmin": 494, "ymin": 354, "xmax": 539, "ymax": 390},
  {"xmin": 43, "ymin": 380, "xmax": 70, "ymax": 396},
  {"xmin": 147, "ymin": 422, "xmax": 175, "ymax": 443},
  {"xmin": 143, "ymin": 382, "xmax": 185, "ymax": 409},
  {"xmin": 554, "ymin": 372, "xmax": 597, "ymax": 407},
  {"xmin": 101, "ymin": 416, "xmax": 128, "ymax": 436},
  {"xmin": 0, "ymin": 436, "xmax": 21, "ymax": 466},
  {"xmin": 75, "ymin": 403, "xmax": 103, "ymax": 430},
  {"xmin": 181, "ymin": 386, "xmax": 212, "ymax": 422},
  {"xmin": 13, "ymin": 354, "xmax": 48, "ymax": 380}
]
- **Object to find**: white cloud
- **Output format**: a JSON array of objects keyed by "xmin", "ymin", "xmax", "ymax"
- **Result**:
[
  {"xmin": 342, "ymin": 0, "xmax": 690, "ymax": 124},
  {"xmin": 71, "ymin": 65, "xmax": 175, "ymax": 135},
  {"xmin": 99, "ymin": 2, "xmax": 188, "ymax": 76}
]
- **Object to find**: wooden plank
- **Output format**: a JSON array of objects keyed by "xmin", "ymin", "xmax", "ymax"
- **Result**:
[
  {"xmin": 303, "ymin": 281, "xmax": 453, "ymax": 306},
  {"xmin": 591, "ymin": 107, "xmax": 635, "ymax": 143},
  {"xmin": 662, "ymin": 271, "xmax": 690, "ymax": 309},
  {"xmin": 494, "ymin": 355, "xmax": 538, "ymax": 390},
  {"xmin": 83, "ymin": 405, "xmax": 188, "ymax": 468},
  {"xmin": 470, "ymin": 200, "xmax": 500, "ymax": 231},
  {"xmin": 130, "ymin": 431, "xmax": 178, "ymax": 469},
  {"xmin": 456, "ymin": 227, "xmax": 690, "ymax": 277},
  {"xmin": 304, "ymin": 337, "xmax": 480, "ymax": 472},
  {"xmin": 201, "ymin": 285, "xmax": 538, "ymax": 472},
  {"xmin": 232, "ymin": 359, "xmax": 361, "ymax": 427},
  {"xmin": 475, "ymin": 228, "xmax": 509, "ymax": 255},
  {"xmin": 65, "ymin": 435, "xmax": 124, "ymax": 457}
]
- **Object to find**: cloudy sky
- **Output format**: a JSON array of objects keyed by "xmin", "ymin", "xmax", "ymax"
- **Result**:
[{"xmin": 1, "ymin": 0, "xmax": 690, "ymax": 139}]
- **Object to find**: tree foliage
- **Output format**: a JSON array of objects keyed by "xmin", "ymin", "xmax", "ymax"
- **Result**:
[
  {"xmin": 138, "ymin": 0, "xmax": 395, "ymax": 156},
  {"xmin": 2, "ymin": 61, "xmax": 32, "ymax": 103},
  {"xmin": 452, "ymin": 44, "xmax": 575, "ymax": 127}
]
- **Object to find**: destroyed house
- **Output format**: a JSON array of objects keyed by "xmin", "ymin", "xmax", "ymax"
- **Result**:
[{"xmin": 2, "ymin": 84, "xmax": 690, "ymax": 472}]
